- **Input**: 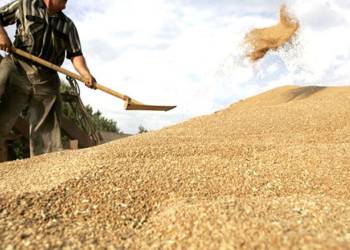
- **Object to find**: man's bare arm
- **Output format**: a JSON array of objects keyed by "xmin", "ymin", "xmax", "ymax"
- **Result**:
[
  {"xmin": 0, "ymin": 25, "xmax": 11, "ymax": 52},
  {"xmin": 71, "ymin": 55, "xmax": 96, "ymax": 89}
]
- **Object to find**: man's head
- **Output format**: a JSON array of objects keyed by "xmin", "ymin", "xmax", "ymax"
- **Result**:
[{"xmin": 43, "ymin": 0, "xmax": 67, "ymax": 15}]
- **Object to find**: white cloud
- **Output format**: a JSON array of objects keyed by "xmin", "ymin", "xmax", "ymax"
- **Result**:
[{"xmin": 274, "ymin": 0, "xmax": 350, "ymax": 85}]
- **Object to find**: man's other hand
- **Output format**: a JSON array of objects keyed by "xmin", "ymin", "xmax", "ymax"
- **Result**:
[{"xmin": 0, "ymin": 27, "xmax": 11, "ymax": 52}]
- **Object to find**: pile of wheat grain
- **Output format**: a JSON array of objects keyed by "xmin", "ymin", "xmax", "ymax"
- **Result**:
[
  {"xmin": 1, "ymin": 85, "xmax": 350, "ymax": 249},
  {"xmin": 245, "ymin": 5, "xmax": 299, "ymax": 61}
]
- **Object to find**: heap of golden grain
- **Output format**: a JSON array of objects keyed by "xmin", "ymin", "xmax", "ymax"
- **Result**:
[{"xmin": 1, "ymin": 85, "xmax": 350, "ymax": 249}]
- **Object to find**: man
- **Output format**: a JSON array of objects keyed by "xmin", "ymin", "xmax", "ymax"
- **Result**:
[{"xmin": 0, "ymin": 0, "xmax": 96, "ymax": 157}]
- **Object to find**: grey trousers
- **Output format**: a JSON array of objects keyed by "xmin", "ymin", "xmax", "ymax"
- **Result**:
[{"xmin": 0, "ymin": 56, "xmax": 62, "ymax": 157}]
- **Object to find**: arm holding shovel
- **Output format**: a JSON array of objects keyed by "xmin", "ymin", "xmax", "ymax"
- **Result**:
[{"xmin": 71, "ymin": 55, "xmax": 97, "ymax": 89}]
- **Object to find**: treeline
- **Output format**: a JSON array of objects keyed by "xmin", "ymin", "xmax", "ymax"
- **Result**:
[
  {"xmin": 60, "ymin": 81, "xmax": 121, "ymax": 133},
  {"xmin": 61, "ymin": 81, "xmax": 149, "ymax": 135}
]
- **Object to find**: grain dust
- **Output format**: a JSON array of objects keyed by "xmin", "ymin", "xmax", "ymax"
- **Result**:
[{"xmin": 245, "ymin": 5, "xmax": 299, "ymax": 61}]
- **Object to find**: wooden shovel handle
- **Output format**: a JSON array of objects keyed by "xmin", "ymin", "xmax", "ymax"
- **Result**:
[{"xmin": 10, "ymin": 47, "xmax": 132, "ymax": 102}]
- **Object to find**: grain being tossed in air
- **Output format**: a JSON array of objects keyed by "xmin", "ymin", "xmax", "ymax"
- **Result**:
[{"xmin": 245, "ymin": 5, "xmax": 299, "ymax": 62}]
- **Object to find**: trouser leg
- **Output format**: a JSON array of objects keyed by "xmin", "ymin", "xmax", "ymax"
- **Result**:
[
  {"xmin": 0, "ymin": 57, "xmax": 31, "ymax": 145},
  {"xmin": 0, "ymin": 55, "xmax": 7, "ymax": 100},
  {"xmin": 0, "ymin": 56, "xmax": 19, "ymax": 102},
  {"xmin": 28, "ymin": 93, "xmax": 62, "ymax": 156},
  {"xmin": 0, "ymin": 86, "xmax": 30, "ymax": 162},
  {"xmin": 0, "ymin": 140, "xmax": 7, "ymax": 162},
  {"xmin": 0, "ymin": 71, "xmax": 6, "ymax": 100},
  {"xmin": 0, "ymin": 86, "xmax": 30, "ymax": 140},
  {"xmin": 27, "ymin": 69, "xmax": 62, "ymax": 157}
]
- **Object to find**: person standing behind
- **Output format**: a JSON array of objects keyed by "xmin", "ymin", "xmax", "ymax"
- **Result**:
[{"xmin": 0, "ymin": 0, "xmax": 96, "ymax": 157}]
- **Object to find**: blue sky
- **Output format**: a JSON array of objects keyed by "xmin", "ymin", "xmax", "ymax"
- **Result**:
[{"xmin": 1, "ymin": 0, "xmax": 350, "ymax": 134}]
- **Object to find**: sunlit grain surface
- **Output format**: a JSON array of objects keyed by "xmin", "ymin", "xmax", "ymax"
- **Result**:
[{"xmin": 1, "ymin": 85, "xmax": 350, "ymax": 249}]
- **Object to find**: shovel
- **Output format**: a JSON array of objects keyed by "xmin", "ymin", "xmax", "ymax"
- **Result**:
[{"xmin": 7, "ymin": 47, "xmax": 176, "ymax": 112}]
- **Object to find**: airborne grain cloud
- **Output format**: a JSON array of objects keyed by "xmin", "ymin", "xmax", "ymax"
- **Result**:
[{"xmin": 245, "ymin": 5, "xmax": 299, "ymax": 62}]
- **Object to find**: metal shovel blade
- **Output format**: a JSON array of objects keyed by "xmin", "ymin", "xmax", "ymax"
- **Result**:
[
  {"xmin": 125, "ymin": 102, "xmax": 176, "ymax": 111},
  {"xmin": 124, "ymin": 97, "xmax": 176, "ymax": 111}
]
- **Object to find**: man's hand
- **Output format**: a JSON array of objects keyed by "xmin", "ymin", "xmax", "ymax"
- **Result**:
[
  {"xmin": 0, "ymin": 26, "xmax": 11, "ymax": 52},
  {"xmin": 82, "ymin": 73, "xmax": 97, "ymax": 89}
]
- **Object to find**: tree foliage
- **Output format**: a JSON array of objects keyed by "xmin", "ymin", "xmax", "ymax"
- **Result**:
[
  {"xmin": 138, "ymin": 125, "xmax": 148, "ymax": 134},
  {"xmin": 61, "ymin": 82, "xmax": 121, "ymax": 133}
]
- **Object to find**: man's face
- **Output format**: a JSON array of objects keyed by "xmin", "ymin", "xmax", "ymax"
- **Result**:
[{"xmin": 50, "ymin": 0, "xmax": 67, "ymax": 13}]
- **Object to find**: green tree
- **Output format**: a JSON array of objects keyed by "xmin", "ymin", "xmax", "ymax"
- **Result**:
[
  {"xmin": 61, "ymin": 81, "xmax": 121, "ymax": 133},
  {"xmin": 85, "ymin": 105, "xmax": 120, "ymax": 133},
  {"xmin": 138, "ymin": 125, "xmax": 148, "ymax": 134}
]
